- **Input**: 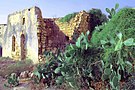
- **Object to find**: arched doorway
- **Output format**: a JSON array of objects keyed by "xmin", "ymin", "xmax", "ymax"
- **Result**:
[
  {"xmin": 12, "ymin": 35, "xmax": 15, "ymax": 52},
  {"xmin": 21, "ymin": 34, "xmax": 26, "ymax": 60},
  {"xmin": 0, "ymin": 46, "xmax": 2, "ymax": 57}
]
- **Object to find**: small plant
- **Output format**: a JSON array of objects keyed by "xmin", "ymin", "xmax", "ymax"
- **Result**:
[
  {"xmin": 106, "ymin": 3, "xmax": 119, "ymax": 19},
  {"xmin": 4, "ymin": 73, "xmax": 19, "ymax": 87}
]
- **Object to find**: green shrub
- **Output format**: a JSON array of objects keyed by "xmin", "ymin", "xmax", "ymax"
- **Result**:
[
  {"xmin": 55, "ymin": 31, "xmax": 103, "ymax": 90},
  {"xmin": 91, "ymin": 8, "xmax": 135, "ymax": 45},
  {"xmin": 90, "ymin": 6, "xmax": 135, "ymax": 89},
  {"xmin": 32, "ymin": 31, "xmax": 135, "ymax": 90},
  {"xmin": 32, "ymin": 50, "xmax": 63, "ymax": 87},
  {"xmin": 59, "ymin": 12, "xmax": 77, "ymax": 22},
  {"xmin": 88, "ymin": 8, "xmax": 108, "ymax": 24},
  {"xmin": 101, "ymin": 32, "xmax": 135, "ymax": 89},
  {"xmin": 4, "ymin": 73, "xmax": 19, "ymax": 87},
  {"xmin": 32, "ymin": 31, "xmax": 103, "ymax": 90}
]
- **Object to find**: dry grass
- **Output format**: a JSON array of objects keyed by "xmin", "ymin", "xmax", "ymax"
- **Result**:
[{"xmin": 0, "ymin": 57, "xmax": 34, "ymax": 77}]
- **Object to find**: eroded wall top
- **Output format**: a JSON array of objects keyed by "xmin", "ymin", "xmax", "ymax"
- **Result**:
[{"xmin": 55, "ymin": 10, "xmax": 90, "ymax": 39}]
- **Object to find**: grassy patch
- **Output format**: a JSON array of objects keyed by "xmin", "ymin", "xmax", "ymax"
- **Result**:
[
  {"xmin": 59, "ymin": 12, "xmax": 77, "ymax": 23},
  {"xmin": 0, "ymin": 58, "xmax": 33, "ymax": 77}
]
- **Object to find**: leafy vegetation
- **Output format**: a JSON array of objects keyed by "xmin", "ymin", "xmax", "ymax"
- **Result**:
[
  {"xmin": 106, "ymin": 3, "xmax": 119, "ymax": 19},
  {"xmin": 90, "ymin": 4, "xmax": 135, "ymax": 89},
  {"xmin": 32, "ymin": 50, "xmax": 63, "ymax": 87},
  {"xmin": 101, "ymin": 32, "xmax": 135, "ymax": 89},
  {"xmin": 4, "ymin": 73, "xmax": 19, "ymax": 87},
  {"xmin": 33, "ymin": 31, "xmax": 103, "ymax": 89},
  {"xmin": 91, "ymin": 8, "xmax": 135, "ymax": 45},
  {"xmin": 59, "ymin": 12, "xmax": 78, "ymax": 22},
  {"xmin": 88, "ymin": 8, "xmax": 108, "ymax": 33},
  {"xmin": 55, "ymin": 31, "xmax": 103, "ymax": 89},
  {"xmin": 33, "ymin": 31, "xmax": 134, "ymax": 90}
]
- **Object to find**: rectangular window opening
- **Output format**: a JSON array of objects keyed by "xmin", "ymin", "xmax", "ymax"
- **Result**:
[{"xmin": 23, "ymin": 18, "xmax": 25, "ymax": 25}]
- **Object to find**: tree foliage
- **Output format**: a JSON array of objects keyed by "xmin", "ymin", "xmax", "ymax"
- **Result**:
[{"xmin": 88, "ymin": 8, "xmax": 108, "ymax": 33}]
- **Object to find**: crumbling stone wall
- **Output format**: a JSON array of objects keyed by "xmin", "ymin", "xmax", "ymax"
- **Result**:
[
  {"xmin": 55, "ymin": 10, "xmax": 90, "ymax": 39},
  {"xmin": 35, "ymin": 8, "xmax": 68, "ymax": 61},
  {"xmin": 44, "ymin": 19, "xmax": 68, "ymax": 52},
  {"xmin": 35, "ymin": 7, "xmax": 47, "ymax": 60},
  {"xmin": 38, "ymin": 18, "xmax": 69, "ymax": 62}
]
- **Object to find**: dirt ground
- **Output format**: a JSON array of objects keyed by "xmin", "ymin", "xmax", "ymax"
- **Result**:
[
  {"xmin": 0, "ymin": 57, "xmax": 58, "ymax": 90},
  {"xmin": 0, "ymin": 77, "xmax": 56, "ymax": 90}
]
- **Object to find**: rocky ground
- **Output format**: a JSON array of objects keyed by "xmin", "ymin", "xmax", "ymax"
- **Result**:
[
  {"xmin": 0, "ymin": 77, "xmax": 56, "ymax": 90},
  {"xmin": 0, "ymin": 57, "xmax": 58, "ymax": 90}
]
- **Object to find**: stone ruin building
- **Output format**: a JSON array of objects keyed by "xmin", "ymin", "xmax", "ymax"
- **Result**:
[{"xmin": 0, "ymin": 6, "xmax": 91, "ymax": 63}]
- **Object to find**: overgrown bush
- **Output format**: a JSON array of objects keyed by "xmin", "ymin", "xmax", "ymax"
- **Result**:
[
  {"xmin": 32, "ymin": 31, "xmax": 103, "ymax": 90},
  {"xmin": 32, "ymin": 50, "xmax": 63, "ymax": 87},
  {"xmin": 91, "ymin": 8, "xmax": 135, "ymax": 45},
  {"xmin": 55, "ymin": 31, "xmax": 103, "ymax": 90},
  {"xmin": 32, "ymin": 31, "xmax": 135, "ymax": 90},
  {"xmin": 90, "ymin": 5, "xmax": 135, "ymax": 89},
  {"xmin": 101, "ymin": 32, "xmax": 135, "ymax": 89}
]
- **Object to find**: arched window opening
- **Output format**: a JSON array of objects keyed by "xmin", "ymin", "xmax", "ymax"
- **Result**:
[
  {"xmin": 22, "ymin": 18, "xmax": 25, "ymax": 25},
  {"xmin": 21, "ymin": 34, "xmax": 26, "ymax": 60},
  {"xmin": 12, "ymin": 35, "xmax": 15, "ymax": 52}
]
